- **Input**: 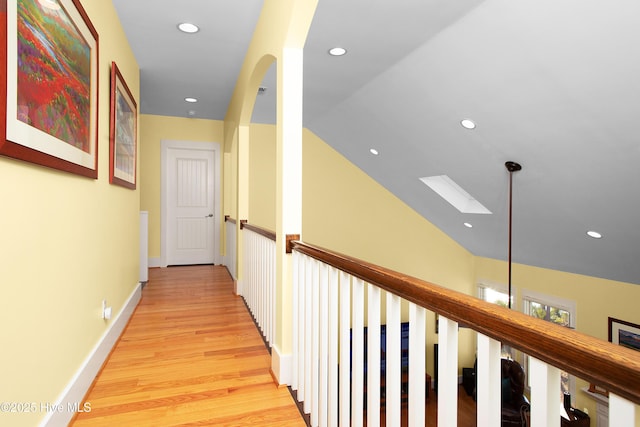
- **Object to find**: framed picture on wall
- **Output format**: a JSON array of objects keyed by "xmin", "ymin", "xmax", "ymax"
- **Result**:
[
  {"xmin": 109, "ymin": 61, "xmax": 137, "ymax": 189},
  {"xmin": 1, "ymin": 0, "xmax": 99, "ymax": 178},
  {"xmin": 608, "ymin": 317, "xmax": 640, "ymax": 351}
]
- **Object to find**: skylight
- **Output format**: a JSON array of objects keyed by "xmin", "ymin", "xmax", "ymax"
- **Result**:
[{"xmin": 420, "ymin": 175, "xmax": 491, "ymax": 214}]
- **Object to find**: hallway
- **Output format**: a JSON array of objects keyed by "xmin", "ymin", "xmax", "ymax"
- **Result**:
[{"xmin": 72, "ymin": 265, "xmax": 305, "ymax": 426}]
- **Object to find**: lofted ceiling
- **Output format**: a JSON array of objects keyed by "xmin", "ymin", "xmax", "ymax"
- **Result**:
[{"xmin": 112, "ymin": 0, "xmax": 640, "ymax": 286}]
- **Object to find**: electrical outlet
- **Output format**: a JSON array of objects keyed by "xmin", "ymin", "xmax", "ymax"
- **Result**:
[{"xmin": 101, "ymin": 300, "xmax": 111, "ymax": 320}]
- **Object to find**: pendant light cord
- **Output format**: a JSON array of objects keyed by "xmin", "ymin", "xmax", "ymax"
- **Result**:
[{"xmin": 505, "ymin": 161, "xmax": 522, "ymax": 310}]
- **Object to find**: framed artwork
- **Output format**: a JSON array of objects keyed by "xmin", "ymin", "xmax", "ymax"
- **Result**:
[
  {"xmin": 1, "ymin": 0, "xmax": 99, "ymax": 178},
  {"xmin": 109, "ymin": 61, "xmax": 137, "ymax": 189},
  {"xmin": 608, "ymin": 317, "xmax": 640, "ymax": 351}
]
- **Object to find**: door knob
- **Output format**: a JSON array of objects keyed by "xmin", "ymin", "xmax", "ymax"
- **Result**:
[{"xmin": 205, "ymin": 214, "xmax": 213, "ymax": 217}]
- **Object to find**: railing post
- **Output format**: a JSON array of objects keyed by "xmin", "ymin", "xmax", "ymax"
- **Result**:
[{"xmin": 438, "ymin": 316, "xmax": 458, "ymax": 427}]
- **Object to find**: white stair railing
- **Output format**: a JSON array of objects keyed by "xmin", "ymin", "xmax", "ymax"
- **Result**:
[
  {"xmin": 241, "ymin": 223, "xmax": 276, "ymax": 347},
  {"xmin": 290, "ymin": 241, "xmax": 640, "ymax": 427}
]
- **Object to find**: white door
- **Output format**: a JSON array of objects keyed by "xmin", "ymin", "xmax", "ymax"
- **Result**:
[{"xmin": 163, "ymin": 142, "xmax": 217, "ymax": 266}]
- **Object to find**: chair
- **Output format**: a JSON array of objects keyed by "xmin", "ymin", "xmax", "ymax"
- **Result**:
[{"xmin": 501, "ymin": 358, "xmax": 530, "ymax": 426}]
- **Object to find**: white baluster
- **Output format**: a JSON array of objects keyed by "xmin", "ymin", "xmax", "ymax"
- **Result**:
[
  {"xmin": 292, "ymin": 251, "xmax": 300, "ymax": 392},
  {"xmin": 352, "ymin": 278, "xmax": 365, "ymax": 427},
  {"xmin": 327, "ymin": 267, "xmax": 339, "ymax": 427},
  {"xmin": 311, "ymin": 259, "xmax": 320, "ymax": 426},
  {"xmin": 386, "ymin": 293, "xmax": 401, "ymax": 426},
  {"xmin": 303, "ymin": 255, "xmax": 313, "ymax": 413},
  {"xmin": 529, "ymin": 357, "xmax": 560, "ymax": 427},
  {"xmin": 408, "ymin": 303, "xmax": 426, "ymax": 427},
  {"xmin": 476, "ymin": 334, "xmax": 501, "ymax": 427},
  {"xmin": 367, "ymin": 284, "xmax": 381, "ymax": 427},
  {"xmin": 438, "ymin": 316, "xmax": 458, "ymax": 427},
  {"xmin": 609, "ymin": 393, "xmax": 635, "ymax": 427},
  {"xmin": 319, "ymin": 263, "xmax": 329, "ymax": 427},
  {"xmin": 339, "ymin": 271, "xmax": 351, "ymax": 427}
]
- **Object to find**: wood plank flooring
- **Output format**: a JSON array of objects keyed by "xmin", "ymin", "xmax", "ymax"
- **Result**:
[
  {"xmin": 73, "ymin": 265, "xmax": 477, "ymax": 426},
  {"xmin": 72, "ymin": 265, "xmax": 305, "ymax": 427}
]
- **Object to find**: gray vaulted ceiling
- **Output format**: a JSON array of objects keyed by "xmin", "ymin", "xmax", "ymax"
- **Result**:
[{"xmin": 112, "ymin": 0, "xmax": 640, "ymax": 286}]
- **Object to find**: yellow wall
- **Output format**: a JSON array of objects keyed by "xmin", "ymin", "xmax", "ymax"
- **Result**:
[
  {"xmin": 139, "ymin": 115, "xmax": 224, "ymax": 259},
  {"xmin": 248, "ymin": 124, "xmax": 276, "ymax": 230},
  {"xmin": 300, "ymin": 128, "xmax": 477, "ymax": 372},
  {"xmin": 0, "ymin": 2, "xmax": 139, "ymax": 426}
]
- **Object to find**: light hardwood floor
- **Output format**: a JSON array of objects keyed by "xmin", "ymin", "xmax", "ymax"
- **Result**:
[
  {"xmin": 72, "ymin": 265, "xmax": 477, "ymax": 426},
  {"xmin": 72, "ymin": 265, "xmax": 305, "ymax": 426}
]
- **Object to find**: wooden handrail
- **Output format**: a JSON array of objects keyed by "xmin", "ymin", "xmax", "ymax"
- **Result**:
[
  {"xmin": 290, "ymin": 240, "xmax": 640, "ymax": 405},
  {"xmin": 240, "ymin": 220, "xmax": 276, "ymax": 241},
  {"xmin": 224, "ymin": 215, "xmax": 237, "ymax": 224}
]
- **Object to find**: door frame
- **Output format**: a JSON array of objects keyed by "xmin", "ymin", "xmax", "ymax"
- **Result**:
[{"xmin": 160, "ymin": 139, "xmax": 221, "ymax": 267}]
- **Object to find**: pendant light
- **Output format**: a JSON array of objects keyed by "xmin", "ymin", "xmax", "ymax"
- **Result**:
[{"xmin": 505, "ymin": 161, "xmax": 522, "ymax": 309}]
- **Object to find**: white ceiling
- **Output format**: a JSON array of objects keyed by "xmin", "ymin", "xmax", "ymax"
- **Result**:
[{"xmin": 112, "ymin": 0, "xmax": 640, "ymax": 286}]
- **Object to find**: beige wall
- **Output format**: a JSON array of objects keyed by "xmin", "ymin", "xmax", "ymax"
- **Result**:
[
  {"xmin": 248, "ymin": 124, "xmax": 277, "ymax": 230},
  {"xmin": 0, "ymin": 2, "xmax": 139, "ymax": 426},
  {"xmin": 139, "ymin": 115, "xmax": 224, "ymax": 259}
]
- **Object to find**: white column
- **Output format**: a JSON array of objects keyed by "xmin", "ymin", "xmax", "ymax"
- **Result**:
[{"xmin": 274, "ymin": 46, "xmax": 303, "ymax": 383}]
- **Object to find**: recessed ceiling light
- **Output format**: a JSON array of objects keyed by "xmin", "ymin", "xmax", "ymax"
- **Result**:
[
  {"xmin": 419, "ymin": 175, "xmax": 492, "ymax": 214},
  {"xmin": 586, "ymin": 230, "xmax": 602, "ymax": 239},
  {"xmin": 370, "ymin": 148, "xmax": 379, "ymax": 155},
  {"xmin": 464, "ymin": 222, "xmax": 473, "ymax": 228},
  {"xmin": 178, "ymin": 22, "xmax": 199, "ymax": 34},
  {"xmin": 328, "ymin": 47, "xmax": 347, "ymax": 56},
  {"xmin": 460, "ymin": 119, "xmax": 476, "ymax": 129},
  {"xmin": 184, "ymin": 97, "xmax": 198, "ymax": 103}
]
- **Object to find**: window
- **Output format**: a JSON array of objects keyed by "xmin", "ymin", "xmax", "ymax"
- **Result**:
[
  {"xmin": 522, "ymin": 290, "xmax": 576, "ymax": 396},
  {"xmin": 478, "ymin": 282, "xmax": 514, "ymax": 359}
]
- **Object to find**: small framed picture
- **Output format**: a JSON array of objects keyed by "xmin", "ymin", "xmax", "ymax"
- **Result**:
[
  {"xmin": 109, "ymin": 61, "xmax": 137, "ymax": 189},
  {"xmin": 608, "ymin": 317, "xmax": 640, "ymax": 351}
]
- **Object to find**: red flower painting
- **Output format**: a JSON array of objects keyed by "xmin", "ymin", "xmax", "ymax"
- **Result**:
[{"xmin": 16, "ymin": 0, "xmax": 91, "ymax": 152}]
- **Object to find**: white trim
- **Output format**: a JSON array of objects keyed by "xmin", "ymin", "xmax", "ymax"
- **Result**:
[
  {"xmin": 149, "ymin": 257, "xmax": 162, "ymax": 268},
  {"xmin": 161, "ymin": 139, "xmax": 222, "ymax": 267},
  {"xmin": 271, "ymin": 345, "xmax": 292, "ymax": 386},
  {"xmin": 40, "ymin": 283, "xmax": 142, "ymax": 427}
]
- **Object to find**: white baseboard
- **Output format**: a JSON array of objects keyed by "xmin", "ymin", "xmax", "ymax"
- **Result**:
[
  {"xmin": 149, "ymin": 257, "xmax": 162, "ymax": 268},
  {"xmin": 271, "ymin": 345, "xmax": 292, "ymax": 386},
  {"xmin": 40, "ymin": 283, "xmax": 142, "ymax": 427}
]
